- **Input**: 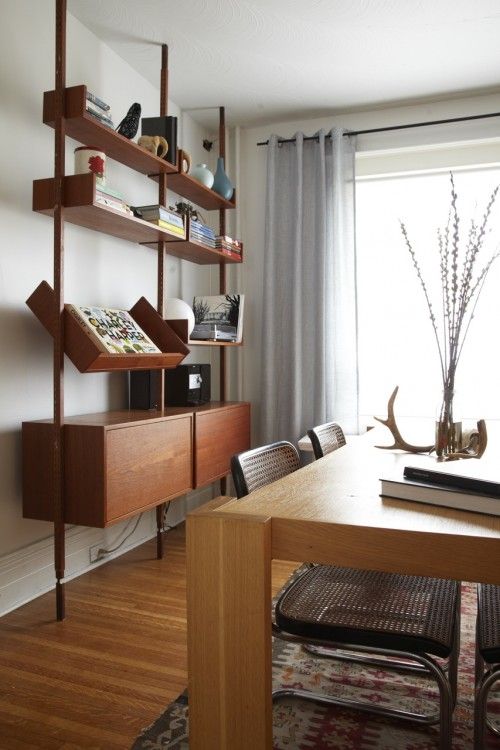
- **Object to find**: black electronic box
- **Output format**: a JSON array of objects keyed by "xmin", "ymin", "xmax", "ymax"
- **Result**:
[{"xmin": 130, "ymin": 364, "xmax": 211, "ymax": 409}]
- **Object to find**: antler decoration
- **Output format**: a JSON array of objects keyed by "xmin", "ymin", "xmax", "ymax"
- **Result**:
[
  {"xmin": 374, "ymin": 386, "xmax": 434, "ymax": 453},
  {"xmin": 443, "ymin": 420, "xmax": 487, "ymax": 461}
]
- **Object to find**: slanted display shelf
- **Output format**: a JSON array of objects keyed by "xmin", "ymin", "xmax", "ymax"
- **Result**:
[
  {"xmin": 150, "ymin": 150, "xmax": 237, "ymax": 211},
  {"xmin": 43, "ymin": 85, "xmax": 178, "ymax": 176},
  {"xmin": 33, "ymin": 173, "xmax": 186, "ymax": 246},
  {"xmin": 27, "ymin": 281, "xmax": 189, "ymax": 373}
]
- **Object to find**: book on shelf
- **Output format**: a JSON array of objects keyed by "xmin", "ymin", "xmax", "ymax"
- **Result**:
[
  {"xmin": 95, "ymin": 183, "xmax": 124, "ymax": 201},
  {"xmin": 190, "ymin": 219, "xmax": 215, "ymax": 238},
  {"xmin": 380, "ymin": 473, "xmax": 500, "ymax": 517},
  {"xmin": 66, "ymin": 304, "xmax": 161, "ymax": 354},
  {"xmin": 215, "ymin": 235, "xmax": 242, "ymax": 250},
  {"xmin": 219, "ymin": 247, "xmax": 242, "ymax": 260},
  {"xmin": 144, "ymin": 219, "xmax": 186, "ymax": 237},
  {"xmin": 96, "ymin": 196, "xmax": 133, "ymax": 215},
  {"xmin": 86, "ymin": 99, "xmax": 113, "ymax": 121},
  {"xmin": 86, "ymin": 107, "xmax": 114, "ymax": 128},
  {"xmin": 191, "ymin": 294, "xmax": 244, "ymax": 342},
  {"xmin": 86, "ymin": 90, "xmax": 110, "ymax": 111},
  {"xmin": 135, "ymin": 205, "xmax": 184, "ymax": 229}
]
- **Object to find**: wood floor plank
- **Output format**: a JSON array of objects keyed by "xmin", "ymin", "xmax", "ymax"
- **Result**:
[{"xmin": 0, "ymin": 525, "xmax": 296, "ymax": 749}]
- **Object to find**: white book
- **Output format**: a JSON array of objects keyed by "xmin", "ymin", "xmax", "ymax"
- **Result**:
[{"xmin": 380, "ymin": 476, "xmax": 500, "ymax": 517}]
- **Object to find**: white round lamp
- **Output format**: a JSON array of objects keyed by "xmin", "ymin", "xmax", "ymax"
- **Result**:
[{"xmin": 165, "ymin": 297, "xmax": 195, "ymax": 336}]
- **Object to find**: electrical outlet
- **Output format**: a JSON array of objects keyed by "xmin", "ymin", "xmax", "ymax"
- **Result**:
[{"xmin": 89, "ymin": 545, "xmax": 104, "ymax": 563}]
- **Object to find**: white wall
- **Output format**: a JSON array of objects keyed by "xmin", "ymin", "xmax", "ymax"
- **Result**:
[
  {"xmin": 0, "ymin": 1, "xmax": 219, "ymax": 614},
  {"xmin": 239, "ymin": 94, "xmax": 500, "ymax": 441}
]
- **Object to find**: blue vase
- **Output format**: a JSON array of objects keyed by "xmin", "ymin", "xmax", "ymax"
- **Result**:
[{"xmin": 212, "ymin": 157, "xmax": 234, "ymax": 200}]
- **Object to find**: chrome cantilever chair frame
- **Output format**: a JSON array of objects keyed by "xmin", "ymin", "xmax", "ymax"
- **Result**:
[
  {"xmin": 231, "ymin": 440, "xmax": 461, "ymax": 750},
  {"xmin": 474, "ymin": 583, "xmax": 500, "ymax": 749}
]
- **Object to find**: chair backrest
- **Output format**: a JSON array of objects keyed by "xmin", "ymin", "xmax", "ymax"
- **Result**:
[
  {"xmin": 307, "ymin": 421, "xmax": 346, "ymax": 459},
  {"xmin": 231, "ymin": 441, "xmax": 301, "ymax": 498}
]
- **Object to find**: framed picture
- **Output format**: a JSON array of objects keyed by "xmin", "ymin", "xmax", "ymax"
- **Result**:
[{"xmin": 191, "ymin": 294, "xmax": 244, "ymax": 343}]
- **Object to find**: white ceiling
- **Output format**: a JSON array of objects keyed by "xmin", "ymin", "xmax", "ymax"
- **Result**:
[{"xmin": 68, "ymin": 0, "xmax": 500, "ymax": 128}]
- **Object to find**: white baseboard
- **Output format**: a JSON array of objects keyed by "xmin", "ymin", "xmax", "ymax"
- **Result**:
[{"xmin": 0, "ymin": 487, "xmax": 213, "ymax": 617}]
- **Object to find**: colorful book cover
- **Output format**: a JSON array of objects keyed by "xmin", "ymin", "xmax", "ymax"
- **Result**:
[{"xmin": 67, "ymin": 305, "xmax": 161, "ymax": 354}]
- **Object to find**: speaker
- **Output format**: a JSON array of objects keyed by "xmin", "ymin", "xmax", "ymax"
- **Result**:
[
  {"xmin": 130, "ymin": 365, "xmax": 211, "ymax": 409},
  {"xmin": 166, "ymin": 364, "xmax": 211, "ymax": 406}
]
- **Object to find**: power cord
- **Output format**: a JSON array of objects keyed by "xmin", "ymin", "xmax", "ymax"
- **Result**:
[{"xmin": 94, "ymin": 513, "xmax": 143, "ymax": 561}]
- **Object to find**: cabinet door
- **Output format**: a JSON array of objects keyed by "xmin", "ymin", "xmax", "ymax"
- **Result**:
[
  {"xmin": 106, "ymin": 416, "xmax": 192, "ymax": 522},
  {"xmin": 194, "ymin": 404, "xmax": 250, "ymax": 488}
]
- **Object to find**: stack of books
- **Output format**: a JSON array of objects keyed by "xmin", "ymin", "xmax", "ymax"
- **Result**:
[
  {"xmin": 86, "ymin": 91, "xmax": 114, "ymax": 129},
  {"xmin": 380, "ymin": 462, "xmax": 500, "ymax": 517},
  {"xmin": 95, "ymin": 184, "xmax": 133, "ymax": 216},
  {"xmin": 215, "ymin": 235, "xmax": 242, "ymax": 260},
  {"xmin": 134, "ymin": 205, "xmax": 185, "ymax": 238},
  {"xmin": 190, "ymin": 219, "xmax": 215, "ymax": 247}
]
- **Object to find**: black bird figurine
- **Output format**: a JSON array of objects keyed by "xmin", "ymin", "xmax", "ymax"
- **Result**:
[{"xmin": 115, "ymin": 103, "xmax": 142, "ymax": 139}]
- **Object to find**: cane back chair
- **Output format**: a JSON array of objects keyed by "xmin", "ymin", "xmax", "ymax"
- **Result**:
[{"xmin": 231, "ymin": 440, "xmax": 460, "ymax": 750}]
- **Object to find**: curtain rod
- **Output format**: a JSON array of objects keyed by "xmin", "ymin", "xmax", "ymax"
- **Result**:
[{"xmin": 256, "ymin": 111, "xmax": 500, "ymax": 146}]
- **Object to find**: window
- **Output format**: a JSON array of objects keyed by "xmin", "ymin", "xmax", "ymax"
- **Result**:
[{"xmin": 355, "ymin": 166, "xmax": 500, "ymax": 428}]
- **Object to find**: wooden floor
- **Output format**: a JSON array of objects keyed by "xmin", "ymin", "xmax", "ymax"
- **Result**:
[{"xmin": 0, "ymin": 524, "xmax": 295, "ymax": 750}]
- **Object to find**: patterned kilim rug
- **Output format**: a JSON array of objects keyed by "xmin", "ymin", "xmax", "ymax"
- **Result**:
[{"xmin": 132, "ymin": 582, "xmax": 500, "ymax": 749}]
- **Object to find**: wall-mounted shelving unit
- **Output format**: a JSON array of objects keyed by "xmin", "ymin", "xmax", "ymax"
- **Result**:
[{"xmin": 23, "ymin": 0, "xmax": 250, "ymax": 620}]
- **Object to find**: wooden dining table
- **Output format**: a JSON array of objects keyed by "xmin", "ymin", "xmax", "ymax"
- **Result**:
[{"xmin": 186, "ymin": 428, "xmax": 500, "ymax": 750}]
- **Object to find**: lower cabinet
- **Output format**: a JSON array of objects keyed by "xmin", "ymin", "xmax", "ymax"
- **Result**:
[
  {"xmin": 23, "ymin": 411, "xmax": 193, "ymax": 527},
  {"xmin": 194, "ymin": 402, "xmax": 251, "ymax": 487},
  {"xmin": 22, "ymin": 401, "xmax": 250, "ymax": 528}
]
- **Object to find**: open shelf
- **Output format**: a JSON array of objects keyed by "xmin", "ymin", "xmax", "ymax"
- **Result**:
[
  {"xmin": 142, "ymin": 216, "xmax": 243, "ymax": 264},
  {"xmin": 27, "ymin": 281, "xmax": 189, "ymax": 373},
  {"xmin": 150, "ymin": 150, "xmax": 237, "ymax": 211},
  {"xmin": 33, "ymin": 173, "xmax": 185, "ymax": 246},
  {"xmin": 43, "ymin": 85, "xmax": 178, "ymax": 176},
  {"xmin": 189, "ymin": 340, "xmax": 243, "ymax": 347}
]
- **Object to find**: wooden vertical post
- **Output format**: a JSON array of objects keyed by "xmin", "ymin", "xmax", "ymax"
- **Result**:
[
  {"xmin": 53, "ymin": 0, "xmax": 67, "ymax": 621},
  {"xmin": 218, "ymin": 107, "xmax": 227, "ymax": 494},
  {"xmin": 155, "ymin": 43, "xmax": 169, "ymax": 558}
]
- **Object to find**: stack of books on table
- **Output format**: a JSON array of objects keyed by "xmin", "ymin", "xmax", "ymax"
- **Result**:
[
  {"xmin": 380, "ymin": 462, "xmax": 500, "ymax": 517},
  {"xmin": 134, "ymin": 205, "xmax": 185, "ymax": 238},
  {"xmin": 215, "ymin": 235, "xmax": 242, "ymax": 260},
  {"xmin": 190, "ymin": 219, "xmax": 215, "ymax": 247},
  {"xmin": 85, "ymin": 91, "xmax": 114, "ymax": 129},
  {"xmin": 95, "ymin": 184, "xmax": 133, "ymax": 216}
]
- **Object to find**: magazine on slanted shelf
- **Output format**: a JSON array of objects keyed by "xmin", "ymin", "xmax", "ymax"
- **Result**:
[
  {"xmin": 191, "ymin": 294, "xmax": 244, "ymax": 342},
  {"xmin": 67, "ymin": 304, "xmax": 161, "ymax": 354}
]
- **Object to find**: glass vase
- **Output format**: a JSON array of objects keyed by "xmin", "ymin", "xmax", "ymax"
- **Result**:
[{"xmin": 435, "ymin": 388, "xmax": 462, "ymax": 458}]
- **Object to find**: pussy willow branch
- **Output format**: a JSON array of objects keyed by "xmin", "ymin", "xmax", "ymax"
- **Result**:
[
  {"xmin": 400, "ymin": 220, "xmax": 445, "ymax": 383},
  {"xmin": 401, "ymin": 174, "xmax": 499, "ymax": 406}
]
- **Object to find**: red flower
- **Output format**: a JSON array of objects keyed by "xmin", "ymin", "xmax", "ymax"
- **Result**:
[{"xmin": 88, "ymin": 154, "xmax": 105, "ymax": 177}]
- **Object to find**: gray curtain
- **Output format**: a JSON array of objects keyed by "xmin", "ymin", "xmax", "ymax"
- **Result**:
[{"xmin": 260, "ymin": 128, "xmax": 359, "ymax": 444}]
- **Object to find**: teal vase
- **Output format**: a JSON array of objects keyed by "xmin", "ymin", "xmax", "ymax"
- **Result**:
[{"xmin": 212, "ymin": 157, "xmax": 234, "ymax": 200}]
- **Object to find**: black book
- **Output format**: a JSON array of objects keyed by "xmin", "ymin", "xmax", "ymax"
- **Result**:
[{"xmin": 403, "ymin": 464, "xmax": 500, "ymax": 497}]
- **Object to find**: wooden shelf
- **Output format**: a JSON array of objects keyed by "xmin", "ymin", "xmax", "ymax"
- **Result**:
[
  {"xmin": 27, "ymin": 281, "xmax": 189, "ymax": 373},
  {"xmin": 142, "ymin": 216, "xmax": 243, "ymax": 264},
  {"xmin": 150, "ymin": 150, "xmax": 237, "ymax": 211},
  {"xmin": 43, "ymin": 85, "xmax": 178, "ymax": 176},
  {"xmin": 189, "ymin": 340, "xmax": 243, "ymax": 347},
  {"xmin": 33, "ymin": 173, "xmax": 186, "ymax": 246}
]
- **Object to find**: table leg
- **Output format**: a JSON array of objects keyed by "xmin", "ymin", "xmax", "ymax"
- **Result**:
[{"xmin": 187, "ymin": 510, "xmax": 273, "ymax": 749}]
